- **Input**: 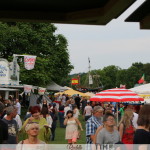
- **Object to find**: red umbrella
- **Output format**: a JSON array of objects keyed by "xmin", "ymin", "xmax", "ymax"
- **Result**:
[
  {"xmin": 90, "ymin": 88, "xmax": 144, "ymax": 125},
  {"xmin": 90, "ymin": 88, "xmax": 144, "ymax": 102}
]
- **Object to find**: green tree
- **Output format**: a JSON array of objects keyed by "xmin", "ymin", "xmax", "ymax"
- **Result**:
[
  {"xmin": 126, "ymin": 66, "xmax": 141, "ymax": 88},
  {"xmin": 0, "ymin": 22, "xmax": 73, "ymax": 86},
  {"xmin": 116, "ymin": 69, "xmax": 128, "ymax": 87},
  {"xmin": 143, "ymin": 63, "xmax": 150, "ymax": 83},
  {"xmin": 102, "ymin": 65, "xmax": 121, "ymax": 89}
]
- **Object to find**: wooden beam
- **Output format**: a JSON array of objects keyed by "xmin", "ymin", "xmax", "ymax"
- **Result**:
[{"xmin": 140, "ymin": 15, "xmax": 150, "ymax": 29}]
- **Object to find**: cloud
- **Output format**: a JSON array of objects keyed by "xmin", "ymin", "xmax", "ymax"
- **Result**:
[{"xmin": 68, "ymin": 37, "xmax": 150, "ymax": 74}]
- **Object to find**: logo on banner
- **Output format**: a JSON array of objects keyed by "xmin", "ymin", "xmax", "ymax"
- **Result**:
[
  {"xmin": 24, "ymin": 56, "xmax": 36, "ymax": 70},
  {"xmin": 71, "ymin": 78, "xmax": 79, "ymax": 85},
  {"xmin": 24, "ymin": 85, "xmax": 32, "ymax": 93},
  {"xmin": 38, "ymin": 87, "xmax": 46, "ymax": 95}
]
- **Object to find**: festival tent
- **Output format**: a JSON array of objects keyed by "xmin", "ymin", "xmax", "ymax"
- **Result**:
[
  {"xmin": 130, "ymin": 83, "xmax": 150, "ymax": 103},
  {"xmin": 130, "ymin": 83, "xmax": 150, "ymax": 94},
  {"xmin": 46, "ymin": 81, "xmax": 69, "ymax": 91},
  {"xmin": 29, "ymin": 92, "xmax": 52, "ymax": 106},
  {"xmin": 85, "ymin": 92, "xmax": 95, "ymax": 97},
  {"xmin": 55, "ymin": 89, "xmax": 89, "ymax": 97}
]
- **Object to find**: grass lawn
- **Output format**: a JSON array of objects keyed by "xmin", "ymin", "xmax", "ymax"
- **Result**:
[{"xmin": 19, "ymin": 107, "xmax": 86, "ymax": 144}]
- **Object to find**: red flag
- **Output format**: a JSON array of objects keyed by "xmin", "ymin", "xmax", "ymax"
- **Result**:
[
  {"xmin": 138, "ymin": 74, "xmax": 145, "ymax": 84},
  {"xmin": 71, "ymin": 78, "xmax": 79, "ymax": 85}
]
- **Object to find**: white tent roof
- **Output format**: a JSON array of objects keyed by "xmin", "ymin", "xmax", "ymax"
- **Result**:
[
  {"xmin": 130, "ymin": 83, "xmax": 150, "ymax": 94},
  {"xmin": 46, "ymin": 81, "xmax": 68, "ymax": 91}
]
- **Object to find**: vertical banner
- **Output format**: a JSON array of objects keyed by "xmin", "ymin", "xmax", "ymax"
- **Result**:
[
  {"xmin": 12, "ymin": 56, "xmax": 18, "ymax": 78},
  {"xmin": 89, "ymin": 74, "xmax": 93, "ymax": 85},
  {"xmin": 71, "ymin": 78, "xmax": 79, "ymax": 85},
  {"xmin": 38, "ymin": 87, "xmax": 46, "ymax": 95},
  {"xmin": 24, "ymin": 85, "xmax": 32, "ymax": 93},
  {"xmin": 24, "ymin": 56, "xmax": 36, "ymax": 70}
]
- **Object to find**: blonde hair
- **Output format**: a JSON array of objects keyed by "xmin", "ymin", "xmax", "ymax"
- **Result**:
[
  {"xmin": 25, "ymin": 123, "xmax": 39, "ymax": 132},
  {"xmin": 119, "ymin": 109, "xmax": 133, "ymax": 128}
]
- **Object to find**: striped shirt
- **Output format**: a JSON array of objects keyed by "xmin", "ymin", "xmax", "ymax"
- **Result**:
[{"xmin": 86, "ymin": 115, "xmax": 102, "ymax": 144}]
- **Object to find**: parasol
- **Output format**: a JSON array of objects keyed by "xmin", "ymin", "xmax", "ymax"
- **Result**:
[{"xmin": 90, "ymin": 88, "xmax": 144, "ymax": 124}]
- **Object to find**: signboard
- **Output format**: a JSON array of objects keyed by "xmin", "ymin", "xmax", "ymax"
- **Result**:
[
  {"xmin": 24, "ymin": 85, "xmax": 32, "ymax": 93},
  {"xmin": 38, "ymin": 87, "xmax": 46, "ymax": 95},
  {"xmin": 71, "ymin": 78, "xmax": 79, "ymax": 85},
  {"xmin": 0, "ymin": 59, "xmax": 10, "ymax": 84},
  {"xmin": 24, "ymin": 56, "xmax": 36, "ymax": 70}
]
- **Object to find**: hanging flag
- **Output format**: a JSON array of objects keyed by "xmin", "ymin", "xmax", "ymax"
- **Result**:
[
  {"xmin": 120, "ymin": 84, "xmax": 126, "ymax": 89},
  {"xmin": 38, "ymin": 87, "xmax": 46, "ymax": 95},
  {"xmin": 24, "ymin": 85, "xmax": 32, "ymax": 93},
  {"xmin": 24, "ymin": 55, "xmax": 36, "ymax": 70},
  {"xmin": 89, "ymin": 74, "xmax": 93, "ymax": 85},
  {"xmin": 138, "ymin": 74, "xmax": 145, "ymax": 84},
  {"xmin": 71, "ymin": 78, "xmax": 79, "ymax": 85}
]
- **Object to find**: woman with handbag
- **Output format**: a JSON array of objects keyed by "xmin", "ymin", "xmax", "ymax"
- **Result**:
[{"xmin": 64, "ymin": 110, "xmax": 83, "ymax": 144}]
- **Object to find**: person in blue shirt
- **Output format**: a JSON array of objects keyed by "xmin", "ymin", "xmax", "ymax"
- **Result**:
[{"xmin": 86, "ymin": 106, "xmax": 104, "ymax": 144}]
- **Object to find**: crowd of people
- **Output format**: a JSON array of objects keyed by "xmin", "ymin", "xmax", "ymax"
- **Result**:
[{"xmin": 0, "ymin": 93, "xmax": 150, "ymax": 149}]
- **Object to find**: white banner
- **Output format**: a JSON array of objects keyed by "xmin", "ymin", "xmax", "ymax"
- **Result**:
[
  {"xmin": 24, "ymin": 56, "xmax": 36, "ymax": 70},
  {"xmin": 38, "ymin": 87, "xmax": 46, "ymax": 95},
  {"xmin": 89, "ymin": 74, "xmax": 93, "ymax": 85},
  {"xmin": 24, "ymin": 85, "xmax": 32, "ymax": 93}
]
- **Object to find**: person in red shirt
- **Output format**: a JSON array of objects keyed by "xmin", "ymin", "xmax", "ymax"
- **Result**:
[{"xmin": 119, "ymin": 109, "xmax": 135, "ymax": 144}]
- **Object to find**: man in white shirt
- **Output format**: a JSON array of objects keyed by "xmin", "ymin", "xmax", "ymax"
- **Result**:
[
  {"xmin": 84, "ymin": 102, "xmax": 93, "ymax": 121},
  {"xmin": 15, "ymin": 99, "xmax": 21, "ymax": 115}
]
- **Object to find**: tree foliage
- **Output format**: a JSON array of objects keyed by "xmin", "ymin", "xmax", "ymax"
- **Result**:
[{"xmin": 0, "ymin": 22, "xmax": 73, "ymax": 86}]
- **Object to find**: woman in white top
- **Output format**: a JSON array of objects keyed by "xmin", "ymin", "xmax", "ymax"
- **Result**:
[
  {"xmin": 73, "ymin": 105, "xmax": 80, "ymax": 118},
  {"xmin": 19, "ymin": 122, "xmax": 45, "ymax": 144},
  {"xmin": 17, "ymin": 123, "xmax": 46, "ymax": 150}
]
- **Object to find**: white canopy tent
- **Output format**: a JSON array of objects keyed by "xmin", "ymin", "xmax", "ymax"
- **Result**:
[
  {"xmin": 130, "ymin": 83, "xmax": 150, "ymax": 103},
  {"xmin": 130, "ymin": 83, "xmax": 150, "ymax": 94}
]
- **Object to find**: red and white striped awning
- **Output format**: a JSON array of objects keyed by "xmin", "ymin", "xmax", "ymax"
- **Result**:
[{"xmin": 90, "ymin": 88, "xmax": 144, "ymax": 102}]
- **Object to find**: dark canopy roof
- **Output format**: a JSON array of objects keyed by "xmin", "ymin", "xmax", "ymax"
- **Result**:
[
  {"xmin": 0, "ymin": 0, "xmax": 136, "ymax": 25},
  {"xmin": 125, "ymin": 0, "xmax": 150, "ymax": 29}
]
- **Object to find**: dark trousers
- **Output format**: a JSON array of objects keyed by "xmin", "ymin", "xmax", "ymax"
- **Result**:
[
  {"xmin": 51, "ymin": 126, "xmax": 56, "ymax": 141},
  {"xmin": 85, "ymin": 115, "xmax": 91, "ymax": 121},
  {"xmin": 58, "ymin": 112, "xmax": 65, "ymax": 128}
]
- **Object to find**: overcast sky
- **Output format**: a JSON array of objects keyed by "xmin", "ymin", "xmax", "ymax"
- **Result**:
[{"xmin": 55, "ymin": 0, "xmax": 150, "ymax": 74}]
